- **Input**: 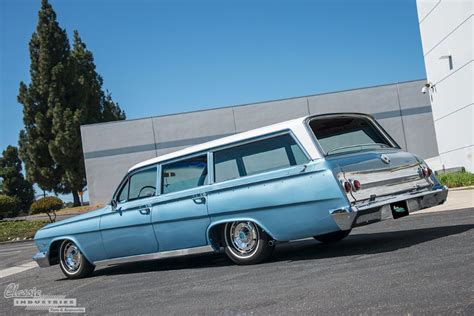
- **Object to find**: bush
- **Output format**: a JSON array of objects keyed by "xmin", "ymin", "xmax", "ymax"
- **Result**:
[
  {"xmin": 437, "ymin": 171, "xmax": 474, "ymax": 188},
  {"xmin": 31, "ymin": 196, "xmax": 63, "ymax": 222},
  {"xmin": 0, "ymin": 195, "xmax": 20, "ymax": 218}
]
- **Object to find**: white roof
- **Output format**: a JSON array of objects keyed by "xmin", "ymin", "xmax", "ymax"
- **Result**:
[{"xmin": 129, "ymin": 116, "xmax": 320, "ymax": 172}]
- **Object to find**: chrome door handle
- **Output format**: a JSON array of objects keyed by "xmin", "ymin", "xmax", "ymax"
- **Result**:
[
  {"xmin": 192, "ymin": 196, "xmax": 206, "ymax": 204},
  {"xmin": 139, "ymin": 207, "xmax": 151, "ymax": 215}
]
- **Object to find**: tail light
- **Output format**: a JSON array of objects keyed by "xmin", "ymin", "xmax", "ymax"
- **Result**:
[
  {"xmin": 343, "ymin": 181, "xmax": 352, "ymax": 193},
  {"xmin": 341, "ymin": 179, "xmax": 361, "ymax": 193},
  {"xmin": 352, "ymin": 179, "xmax": 361, "ymax": 191},
  {"xmin": 419, "ymin": 166, "xmax": 433, "ymax": 178},
  {"xmin": 427, "ymin": 167, "xmax": 433, "ymax": 177}
]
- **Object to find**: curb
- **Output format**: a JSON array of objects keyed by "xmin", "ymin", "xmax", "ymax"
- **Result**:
[
  {"xmin": 0, "ymin": 239, "xmax": 34, "ymax": 245},
  {"xmin": 449, "ymin": 186, "xmax": 474, "ymax": 191}
]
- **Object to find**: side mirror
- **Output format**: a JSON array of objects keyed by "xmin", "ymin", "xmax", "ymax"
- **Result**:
[{"xmin": 110, "ymin": 199, "xmax": 117, "ymax": 211}]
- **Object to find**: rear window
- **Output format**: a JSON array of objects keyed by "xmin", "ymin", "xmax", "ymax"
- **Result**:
[{"xmin": 309, "ymin": 116, "xmax": 393, "ymax": 155}]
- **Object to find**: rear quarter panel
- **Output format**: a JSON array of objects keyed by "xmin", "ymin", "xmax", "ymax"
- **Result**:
[{"xmin": 207, "ymin": 160, "xmax": 349, "ymax": 241}]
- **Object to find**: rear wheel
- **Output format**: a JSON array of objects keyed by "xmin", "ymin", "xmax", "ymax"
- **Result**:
[
  {"xmin": 223, "ymin": 221, "xmax": 274, "ymax": 265},
  {"xmin": 59, "ymin": 240, "xmax": 95, "ymax": 279},
  {"xmin": 314, "ymin": 229, "xmax": 351, "ymax": 243}
]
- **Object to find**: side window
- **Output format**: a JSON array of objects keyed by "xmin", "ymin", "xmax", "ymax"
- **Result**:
[
  {"xmin": 214, "ymin": 134, "xmax": 308, "ymax": 182},
  {"xmin": 162, "ymin": 155, "xmax": 208, "ymax": 194},
  {"xmin": 128, "ymin": 167, "xmax": 157, "ymax": 201},
  {"xmin": 214, "ymin": 157, "xmax": 240, "ymax": 183}
]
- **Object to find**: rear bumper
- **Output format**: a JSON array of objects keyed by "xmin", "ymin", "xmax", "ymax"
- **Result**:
[
  {"xmin": 331, "ymin": 186, "xmax": 449, "ymax": 230},
  {"xmin": 33, "ymin": 252, "xmax": 50, "ymax": 268}
]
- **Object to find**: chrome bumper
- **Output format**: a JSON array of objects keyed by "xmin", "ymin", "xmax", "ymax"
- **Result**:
[
  {"xmin": 331, "ymin": 186, "xmax": 449, "ymax": 230},
  {"xmin": 33, "ymin": 252, "xmax": 50, "ymax": 268}
]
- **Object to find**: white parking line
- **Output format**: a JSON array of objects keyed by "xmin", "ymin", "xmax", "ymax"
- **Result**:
[{"xmin": 0, "ymin": 261, "xmax": 37, "ymax": 279}]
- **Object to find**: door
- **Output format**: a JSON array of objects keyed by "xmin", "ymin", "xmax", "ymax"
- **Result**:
[
  {"xmin": 100, "ymin": 166, "xmax": 159, "ymax": 259},
  {"xmin": 151, "ymin": 154, "xmax": 211, "ymax": 251}
]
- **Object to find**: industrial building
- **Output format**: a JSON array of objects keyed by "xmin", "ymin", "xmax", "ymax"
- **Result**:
[
  {"xmin": 416, "ymin": 0, "xmax": 473, "ymax": 173},
  {"xmin": 81, "ymin": 79, "xmax": 438, "ymax": 205}
]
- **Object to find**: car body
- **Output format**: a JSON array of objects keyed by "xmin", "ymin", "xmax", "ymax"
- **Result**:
[{"xmin": 33, "ymin": 113, "xmax": 448, "ymax": 278}]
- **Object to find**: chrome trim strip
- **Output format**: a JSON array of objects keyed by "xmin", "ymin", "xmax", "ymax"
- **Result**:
[
  {"xmin": 94, "ymin": 245, "xmax": 215, "ymax": 266},
  {"xmin": 353, "ymin": 186, "xmax": 448, "ymax": 211}
]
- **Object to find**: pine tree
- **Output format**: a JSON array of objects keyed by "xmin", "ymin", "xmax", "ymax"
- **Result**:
[
  {"xmin": 49, "ymin": 31, "xmax": 125, "ymax": 206},
  {"xmin": 0, "ymin": 146, "xmax": 35, "ymax": 214},
  {"xmin": 18, "ymin": 1, "xmax": 125, "ymax": 206},
  {"xmin": 18, "ymin": 0, "xmax": 70, "ymax": 194}
]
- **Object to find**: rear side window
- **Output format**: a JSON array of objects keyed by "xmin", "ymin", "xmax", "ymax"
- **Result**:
[
  {"xmin": 214, "ymin": 134, "xmax": 308, "ymax": 182},
  {"xmin": 162, "ymin": 155, "xmax": 208, "ymax": 194}
]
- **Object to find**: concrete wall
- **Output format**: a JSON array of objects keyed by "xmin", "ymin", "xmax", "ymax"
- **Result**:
[
  {"xmin": 416, "ymin": 0, "xmax": 473, "ymax": 172},
  {"xmin": 81, "ymin": 79, "xmax": 438, "ymax": 205}
]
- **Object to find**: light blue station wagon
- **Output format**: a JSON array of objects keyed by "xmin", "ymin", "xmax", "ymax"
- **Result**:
[{"xmin": 33, "ymin": 113, "xmax": 448, "ymax": 279}]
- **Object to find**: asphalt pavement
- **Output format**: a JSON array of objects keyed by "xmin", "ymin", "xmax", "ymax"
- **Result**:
[{"xmin": 0, "ymin": 203, "xmax": 473, "ymax": 314}]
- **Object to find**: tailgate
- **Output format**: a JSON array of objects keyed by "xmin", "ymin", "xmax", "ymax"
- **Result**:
[{"xmin": 327, "ymin": 149, "xmax": 433, "ymax": 203}]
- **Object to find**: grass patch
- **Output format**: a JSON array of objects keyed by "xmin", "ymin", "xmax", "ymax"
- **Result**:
[
  {"xmin": 0, "ymin": 220, "xmax": 49, "ymax": 242},
  {"xmin": 437, "ymin": 171, "xmax": 474, "ymax": 188}
]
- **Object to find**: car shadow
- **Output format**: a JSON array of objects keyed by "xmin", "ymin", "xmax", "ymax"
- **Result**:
[
  {"xmin": 86, "ymin": 223, "xmax": 472, "ymax": 278},
  {"xmin": 272, "ymin": 223, "xmax": 473, "ymax": 263}
]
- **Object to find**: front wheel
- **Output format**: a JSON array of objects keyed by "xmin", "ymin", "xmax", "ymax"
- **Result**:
[
  {"xmin": 314, "ymin": 229, "xmax": 351, "ymax": 243},
  {"xmin": 59, "ymin": 240, "xmax": 95, "ymax": 279},
  {"xmin": 223, "ymin": 221, "xmax": 274, "ymax": 265}
]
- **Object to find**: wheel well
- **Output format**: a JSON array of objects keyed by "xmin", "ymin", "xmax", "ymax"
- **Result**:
[
  {"xmin": 208, "ymin": 223, "xmax": 227, "ymax": 249},
  {"xmin": 208, "ymin": 221, "xmax": 275, "ymax": 249},
  {"xmin": 49, "ymin": 239, "xmax": 64, "ymax": 265}
]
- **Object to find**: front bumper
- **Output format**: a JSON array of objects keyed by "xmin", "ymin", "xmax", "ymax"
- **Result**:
[
  {"xmin": 331, "ymin": 186, "xmax": 449, "ymax": 230},
  {"xmin": 33, "ymin": 251, "xmax": 50, "ymax": 267}
]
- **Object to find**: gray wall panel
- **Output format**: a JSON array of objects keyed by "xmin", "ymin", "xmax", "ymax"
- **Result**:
[
  {"xmin": 396, "ymin": 81, "xmax": 439, "ymax": 157},
  {"xmin": 152, "ymin": 107, "xmax": 236, "ymax": 143},
  {"xmin": 81, "ymin": 118, "xmax": 155, "ymax": 153},
  {"xmin": 307, "ymin": 84, "xmax": 400, "ymax": 114},
  {"xmin": 85, "ymin": 150, "xmax": 157, "ymax": 204},
  {"xmin": 233, "ymin": 98, "xmax": 309, "ymax": 132}
]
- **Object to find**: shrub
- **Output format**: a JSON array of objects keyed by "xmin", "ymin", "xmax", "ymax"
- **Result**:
[
  {"xmin": 0, "ymin": 195, "xmax": 20, "ymax": 218},
  {"xmin": 437, "ymin": 171, "xmax": 474, "ymax": 188},
  {"xmin": 31, "ymin": 196, "xmax": 63, "ymax": 222}
]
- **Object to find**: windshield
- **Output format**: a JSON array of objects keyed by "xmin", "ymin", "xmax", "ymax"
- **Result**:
[{"xmin": 309, "ymin": 116, "xmax": 394, "ymax": 155}]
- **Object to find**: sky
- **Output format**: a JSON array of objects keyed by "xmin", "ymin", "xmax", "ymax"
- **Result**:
[{"xmin": 0, "ymin": 0, "xmax": 425, "ymax": 200}]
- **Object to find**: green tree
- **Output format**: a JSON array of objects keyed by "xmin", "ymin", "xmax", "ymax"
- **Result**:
[
  {"xmin": 49, "ymin": 31, "xmax": 125, "ymax": 206},
  {"xmin": 0, "ymin": 146, "xmax": 35, "ymax": 214},
  {"xmin": 31, "ymin": 196, "xmax": 63, "ymax": 223},
  {"xmin": 18, "ymin": 1, "xmax": 125, "ymax": 206},
  {"xmin": 0, "ymin": 195, "xmax": 20, "ymax": 218},
  {"xmin": 17, "ymin": 0, "xmax": 70, "ymax": 194}
]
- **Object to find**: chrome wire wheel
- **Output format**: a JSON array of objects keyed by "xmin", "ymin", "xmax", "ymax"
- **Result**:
[
  {"xmin": 226, "ymin": 221, "xmax": 260, "ymax": 258},
  {"xmin": 61, "ymin": 241, "xmax": 82, "ymax": 274}
]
